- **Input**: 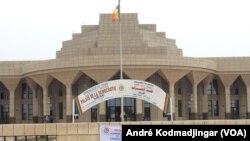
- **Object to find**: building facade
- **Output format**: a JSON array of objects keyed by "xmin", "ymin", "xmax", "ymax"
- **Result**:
[{"xmin": 1, "ymin": 13, "xmax": 250, "ymax": 124}]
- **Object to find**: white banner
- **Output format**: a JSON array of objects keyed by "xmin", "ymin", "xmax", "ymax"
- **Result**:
[
  {"xmin": 75, "ymin": 79, "xmax": 170, "ymax": 113},
  {"xmin": 100, "ymin": 125, "xmax": 122, "ymax": 141}
]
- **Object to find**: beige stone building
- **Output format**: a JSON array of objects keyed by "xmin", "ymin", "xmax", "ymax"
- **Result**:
[{"xmin": 1, "ymin": 13, "xmax": 250, "ymax": 124}]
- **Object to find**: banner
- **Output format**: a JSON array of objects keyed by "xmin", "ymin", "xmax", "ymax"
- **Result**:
[
  {"xmin": 100, "ymin": 125, "xmax": 122, "ymax": 141},
  {"xmin": 75, "ymin": 79, "xmax": 169, "ymax": 114}
]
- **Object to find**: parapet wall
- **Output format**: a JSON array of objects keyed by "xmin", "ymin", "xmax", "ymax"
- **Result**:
[{"xmin": 0, "ymin": 120, "xmax": 250, "ymax": 141}]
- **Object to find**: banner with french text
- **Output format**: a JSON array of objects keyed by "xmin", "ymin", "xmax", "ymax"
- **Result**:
[{"xmin": 75, "ymin": 79, "xmax": 170, "ymax": 114}]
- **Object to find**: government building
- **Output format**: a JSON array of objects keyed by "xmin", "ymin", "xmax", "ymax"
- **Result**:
[{"xmin": 1, "ymin": 13, "xmax": 250, "ymax": 124}]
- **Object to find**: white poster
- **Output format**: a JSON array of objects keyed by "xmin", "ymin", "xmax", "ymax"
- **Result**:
[
  {"xmin": 100, "ymin": 125, "xmax": 122, "ymax": 141},
  {"xmin": 75, "ymin": 79, "xmax": 170, "ymax": 113}
]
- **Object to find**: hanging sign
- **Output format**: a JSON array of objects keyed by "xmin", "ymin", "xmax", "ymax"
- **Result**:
[{"xmin": 75, "ymin": 79, "xmax": 170, "ymax": 114}]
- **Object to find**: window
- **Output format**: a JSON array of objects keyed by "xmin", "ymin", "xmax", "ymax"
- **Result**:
[
  {"xmin": 143, "ymin": 102, "xmax": 150, "ymax": 121},
  {"xmin": 0, "ymin": 84, "xmax": 8, "ymax": 100},
  {"xmin": 106, "ymin": 98, "xmax": 136, "ymax": 122},
  {"xmin": 0, "ymin": 92, "xmax": 8, "ymax": 100},
  {"xmin": 231, "ymin": 100, "xmax": 239, "ymax": 119},
  {"xmin": 22, "ymin": 83, "xmax": 32, "ymax": 99},
  {"xmin": 208, "ymin": 100, "xmax": 219, "ymax": 116},
  {"xmin": 91, "ymin": 105, "xmax": 97, "ymax": 122},
  {"xmin": 0, "ymin": 104, "xmax": 9, "ymax": 124},
  {"xmin": 207, "ymin": 80, "xmax": 217, "ymax": 95},
  {"xmin": 73, "ymin": 85, "xmax": 78, "ymax": 96},
  {"xmin": 59, "ymin": 84, "xmax": 63, "ymax": 97},
  {"xmin": 106, "ymin": 98, "xmax": 121, "ymax": 122},
  {"xmin": 28, "ymin": 104, "xmax": 33, "ymax": 120},
  {"xmin": 178, "ymin": 100, "xmax": 182, "ymax": 117},
  {"xmin": 233, "ymin": 89, "xmax": 239, "ymax": 95},
  {"xmin": 124, "ymin": 98, "xmax": 136, "ymax": 121},
  {"xmin": 177, "ymin": 88, "xmax": 182, "ymax": 94},
  {"xmin": 1, "ymin": 104, "xmax": 9, "ymax": 112},
  {"xmin": 59, "ymin": 102, "xmax": 63, "ymax": 119},
  {"xmin": 22, "ymin": 104, "xmax": 32, "ymax": 120}
]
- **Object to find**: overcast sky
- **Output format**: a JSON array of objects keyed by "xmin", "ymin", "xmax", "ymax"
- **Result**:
[{"xmin": 0, "ymin": 0, "xmax": 250, "ymax": 60}]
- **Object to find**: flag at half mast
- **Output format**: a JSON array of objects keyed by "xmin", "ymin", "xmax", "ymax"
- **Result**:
[{"xmin": 112, "ymin": 0, "xmax": 120, "ymax": 22}]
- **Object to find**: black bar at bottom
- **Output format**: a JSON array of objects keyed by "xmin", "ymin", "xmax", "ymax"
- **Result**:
[{"xmin": 122, "ymin": 125, "xmax": 250, "ymax": 141}]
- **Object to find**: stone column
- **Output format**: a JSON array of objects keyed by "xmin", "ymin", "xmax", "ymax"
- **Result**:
[
  {"xmin": 29, "ymin": 74, "xmax": 53, "ymax": 122},
  {"xmin": 32, "ymin": 87, "xmax": 39, "ymax": 123},
  {"xmin": 202, "ymin": 84, "xmax": 209, "ymax": 119},
  {"xmin": 136, "ymin": 99, "xmax": 143, "ymax": 121},
  {"xmin": 169, "ymin": 83, "xmax": 175, "ymax": 119},
  {"xmin": 49, "ymin": 71, "xmax": 79, "ymax": 123},
  {"xmin": 202, "ymin": 75, "xmax": 213, "ymax": 120},
  {"xmin": 240, "ymin": 75, "xmax": 250, "ymax": 119},
  {"xmin": 26, "ymin": 78, "xmax": 39, "ymax": 123},
  {"xmin": 247, "ymin": 86, "xmax": 250, "ymax": 118},
  {"xmin": 99, "ymin": 102, "xmax": 106, "ymax": 122},
  {"xmin": 225, "ymin": 86, "xmax": 231, "ymax": 119},
  {"xmin": 0, "ymin": 78, "xmax": 20, "ymax": 124},
  {"xmin": 66, "ymin": 84, "xmax": 73, "ymax": 122},
  {"xmin": 187, "ymin": 71, "xmax": 209, "ymax": 120},
  {"xmin": 9, "ymin": 90, "xmax": 15, "ymax": 123},
  {"xmin": 161, "ymin": 69, "xmax": 189, "ymax": 120},
  {"xmin": 43, "ymin": 87, "xmax": 49, "ymax": 117},
  {"xmin": 191, "ymin": 83, "xmax": 198, "ymax": 119},
  {"xmin": 219, "ymin": 74, "xmax": 238, "ymax": 119}
]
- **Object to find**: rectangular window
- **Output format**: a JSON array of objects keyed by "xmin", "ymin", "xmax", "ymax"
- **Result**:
[
  {"xmin": 231, "ymin": 100, "xmax": 239, "ymax": 119},
  {"xmin": 0, "ymin": 92, "xmax": 3, "ymax": 99},
  {"xmin": 59, "ymin": 102, "xmax": 63, "ymax": 119},
  {"xmin": 208, "ymin": 100, "xmax": 219, "ymax": 116},
  {"xmin": 234, "ymin": 89, "xmax": 239, "ymax": 95},
  {"xmin": 91, "ymin": 105, "xmax": 97, "ymax": 122},
  {"xmin": 22, "ymin": 83, "xmax": 32, "ymax": 99},
  {"xmin": 22, "ymin": 104, "xmax": 33, "ymax": 120},
  {"xmin": 0, "ymin": 92, "xmax": 8, "ymax": 100},
  {"xmin": 28, "ymin": 104, "xmax": 33, "ymax": 120},
  {"xmin": 22, "ymin": 104, "xmax": 28, "ymax": 120},
  {"xmin": 177, "ymin": 88, "xmax": 182, "ymax": 95},
  {"xmin": 213, "ymin": 101, "xmax": 219, "ymax": 116},
  {"xmin": 28, "ymin": 88, "xmax": 32, "ymax": 99},
  {"xmin": 22, "ymin": 84, "xmax": 28, "ymax": 99},
  {"xmin": 143, "ymin": 102, "xmax": 150, "ymax": 121},
  {"xmin": 178, "ymin": 100, "xmax": 182, "ymax": 117},
  {"xmin": 2, "ymin": 104, "xmax": 9, "ymax": 112},
  {"xmin": 208, "ymin": 100, "xmax": 212, "ymax": 116},
  {"xmin": 124, "ymin": 98, "xmax": 136, "ymax": 121},
  {"xmin": 1, "ymin": 104, "xmax": 9, "ymax": 123},
  {"xmin": 59, "ymin": 84, "xmax": 63, "ymax": 97},
  {"xmin": 207, "ymin": 80, "xmax": 217, "ymax": 95},
  {"xmin": 73, "ymin": 85, "xmax": 78, "ymax": 96}
]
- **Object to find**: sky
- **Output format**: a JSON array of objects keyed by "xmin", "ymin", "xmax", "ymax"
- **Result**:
[{"xmin": 0, "ymin": 0, "xmax": 250, "ymax": 61}]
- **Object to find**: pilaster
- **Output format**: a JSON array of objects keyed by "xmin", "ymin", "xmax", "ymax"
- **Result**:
[
  {"xmin": 0, "ymin": 78, "xmax": 20, "ymax": 123},
  {"xmin": 219, "ymin": 74, "xmax": 239, "ymax": 119},
  {"xmin": 160, "ymin": 69, "xmax": 189, "ymax": 120},
  {"xmin": 50, "ymin": 71, "xmax": 80, "ymax": 122},
  {"xmin": 187, "ymin": 71, "xmax": 209, "ymax": 120}
]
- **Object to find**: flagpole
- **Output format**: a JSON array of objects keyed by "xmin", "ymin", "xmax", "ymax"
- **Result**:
[
  {"xmin": 72, "ymin": 98, "xmax": 75, "ymax": 123},
  {"xmin": 119, "ymin": 0, "xmax": 125, "ymax": 122}
]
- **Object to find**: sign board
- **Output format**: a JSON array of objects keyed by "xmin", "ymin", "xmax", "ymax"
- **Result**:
[
  {"xmin": 75, "ymin": 79, "xmax": 170, "ymax": 114},
  {"xmin": 100, "ymin": 125, "xmax": 122, "ymax": 141}
]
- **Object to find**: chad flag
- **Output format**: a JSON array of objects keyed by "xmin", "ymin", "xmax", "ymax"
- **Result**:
[{"xmin": 112, "ymin": 3, "xmax": 120, "ymax": 22}]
